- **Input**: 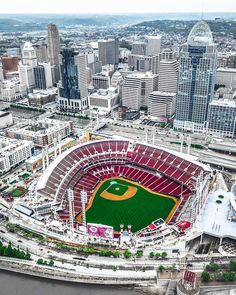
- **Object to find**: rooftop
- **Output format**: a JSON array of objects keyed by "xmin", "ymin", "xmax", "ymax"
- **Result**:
[
  {"xmin": 195, "ymin": 188, "xmax": 236, "ymax": 240},
  {"xmin": 217, "ymin": 67, "xmax": 236, "ymax": 73},
  {"xmin": 126, "ymin": 72, "xmax": 156, "ymax": 79},
  {"xmin": 187, "ymin": 21, "xmax": 213, "ymax": 46},
  {"xmin": 210, "ymin": 99, "xmax": 236, "ymax": 107},
  {"xmin": 0, "ymin": 137, "xmax": 32, "ymax": 156},
  {"xmin": 23, "ymin": 41, "xmax": 34, "ymax": 51},
  {"xmin": 150, "ymin": 91, "xmax": 176, "ymax": 97}
]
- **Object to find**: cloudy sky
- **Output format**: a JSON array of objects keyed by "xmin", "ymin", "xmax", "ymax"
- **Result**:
[{"xmin": 0, "ymin": 0, "xmax": 235, "ymax": 14}]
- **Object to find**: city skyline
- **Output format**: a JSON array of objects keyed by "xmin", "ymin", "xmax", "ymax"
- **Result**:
[{"xmin": 0, "ymin": 0, "xmax": 236, "ymax": 14}]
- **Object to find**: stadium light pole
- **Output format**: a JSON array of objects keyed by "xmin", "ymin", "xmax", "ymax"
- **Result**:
[
  {"xmin": 180, "ymin": 134, "xmax": 184, "ymax": 153},
  {"xmin": 80, "ymin": 190, "xmax": 88, "ymax": 243},
  {"xmin": 187, "ymin": 136, "xmax": 191, "ymax": 155},
  {"xmin": 67, "ymin": 189, "xmax": 75, "ymax": 241}
]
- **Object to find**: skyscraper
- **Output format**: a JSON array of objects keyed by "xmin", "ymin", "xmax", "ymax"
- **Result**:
[
  {"xmin": 128, "ymin": 54, "xmax": 152, "ymax": 72},
  {"xmin": 148, "ymin": 91, "xmax": 176, "ymax": 121},
  {"xmin": 34, "ymin": 62, "xmax": 53, "ymax": 89},
  {"xmin": 122, "ymin": 72, "xmax": 158, "ymax": 110},
  {"xmin": 47, "ymin": 23, "xmax": 61, "ymax": 84},
  {"xmin": 146, "ymin": 36, "xmax": 161, "ymax": 56},
  {"xmin": 131, "ymin": 42, "xmax": 146, "ymax": 55},
  {"xmin": 21, "ymin": 42, "xmax": 37, "ymax": 67},
  {"xmin": 98, "ymin": 38, "xmax": 119, "ymax": 66},
  {"xmin": 174, "ymin": 21, "xmax": 217, "ymax": 132},
  {"xmin": 18, "ymin": 42, "xmax": 37, "ymax": 91},
  {"xmin": 33, "ymin": 42, "xmax": 48, "ymax": 63},
  {"xmin": 58, "ymin": 48, "xmax": 88, "ymax": 112},
  {"xmin": 158, "ymin": 60, "xmax": 178, "ymax": 93},
  {"xmin": 0, "ymin": 63, "xmax": 3, "ymax": 81},
  {"xmin": 207, "ymin": 99, "xmax": 236, "ymax": 138}
]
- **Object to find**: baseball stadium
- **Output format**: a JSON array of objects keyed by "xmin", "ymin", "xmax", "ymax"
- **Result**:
[{"xmin": 35, "ymin": 139, "xmax": 211, "ymax": 239}]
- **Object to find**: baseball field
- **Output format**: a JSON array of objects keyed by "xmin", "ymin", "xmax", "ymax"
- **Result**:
[{"xmin": 76, "ymin": 177, "xmax": 179, "ymax": 232}]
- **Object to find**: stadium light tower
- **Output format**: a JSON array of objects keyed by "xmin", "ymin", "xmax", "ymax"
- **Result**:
[
  {"xmin": 145, "ymin": 127, "xmax": 148, "ymax": 143},
  {"xmin": 187, "ymin": 136, "xmax": 191, "ymax": 155},
  {"xmin": 67, "ymin": 189, "xmax": 75, "ymax": 240},
  {"xmin": 80, "ymin": 190, "xmax": 87, "ymax": 228},
  {"xmin": 180, "ymin": 134, "xmax": 184, "ymax": 153},
  {"xmin": 152, "ymin": 129, "xmax": 155, "ymax": 145}
]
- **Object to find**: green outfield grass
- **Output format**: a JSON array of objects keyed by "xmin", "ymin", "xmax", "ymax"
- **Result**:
[{"xmin": 83, "ymin": 178, "xmax": 177, "ymax": 232}]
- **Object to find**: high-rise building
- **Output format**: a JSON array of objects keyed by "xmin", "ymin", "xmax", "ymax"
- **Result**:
[
  {"xmin": 128, "ymin": 54, "xmax": 152, "ymax": 72},
  {"xmin": 160, "ymin": 49, "xmax": 177, "ymax": 60},
  {"xmin": 34, "ymin": 62, "xmax": 53, "ymax": 89},
  {"xmin": 33, "ymin": 42, "xmax": 48, "ymax": 63},
  {"xmin": 19, "ymin": 64, "xmax": 35, "ymax": 91},
  {"xmin": 111, "ymin": 71, "xmax": 123, "ymax": 99},
  {"xmin": 88, "ymin": 61, "xmax": 102, "ymax": 75},
  {"xmin": 21, "ymin": 42, "xmax": 38, "ymax": 67},
  {"xmin": 88, "ymin": 88, "xmax": 119, "ymax": 113},
  {"xmin": 174, "ymin": 21, "xmax": 217, "ymax": 132},
  {"xmin": 92, "ymin": 73, "xmax": 110, "ymax": 90},
  {"xmin": 148, "ymin": 91, "xmax": 176, "ymax": 121},
  {"xmin": 158, "ymin": 60, "xmax": 178, "ymax": 93},
  {"xmin": 18, "ymin": 42, "xmax": 38, "ymax": 91},
  {"xmin": 47, "ymin": 23, "xmax": 61, "ymax": 84},
  {"xmin": 215, "ymin": 68, "xmax": 236, "ymax": 88},
  {"xmin": 122, "ymin": 72, "xmax": 158, "ymax": 110},
  {"xmin": 1, "ymin": 56, "xmax": 19, "ymax": 78},
  {"xmin": 151, "ymin": 55, "xmax": 160, "ymax": 75},
  {"xmin": 146, "ymin": 36, "xmax": 162, "ymax": 56},
  {"xmin": 0, "ymin": 63, "xmax": 4, "ymax": 81},
  {"xmin": 207, "ymin": 99, "xmax": 236, "ymax": 138},
  {"xmin": 58, "ymin": 48, "xmax": 88, "ymax": 112},
  {"xmin": 98, "ymin": 38, "xmax": 119, "ymax": 66},
  {"xmin": 131, "ymin": 42, "xmax": 146, "ymax": 55}
]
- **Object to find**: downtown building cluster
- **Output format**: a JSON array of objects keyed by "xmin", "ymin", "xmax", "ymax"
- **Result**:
[{"xmin": 0, "ymin": 21, "xmax": 236, "ymax": 138}]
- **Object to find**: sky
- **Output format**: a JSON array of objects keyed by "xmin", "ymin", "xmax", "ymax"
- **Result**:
[{"xmin": 0, "ymin": 0, "xmax": 235, "ymax": 14}]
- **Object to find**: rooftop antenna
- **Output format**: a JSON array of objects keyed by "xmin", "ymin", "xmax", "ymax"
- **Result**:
[{"xmin": 201, "ymin": 0, "xmax": 205, "ymax": 20}]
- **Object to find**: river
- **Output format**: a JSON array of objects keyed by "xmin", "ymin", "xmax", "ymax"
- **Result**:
[{"xmin": 0, "ymin": 270, "xmax": 142, "ymax": 295}]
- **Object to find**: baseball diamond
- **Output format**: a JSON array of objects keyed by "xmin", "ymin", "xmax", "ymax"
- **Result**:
[{"xmin": 76, "ymin": 177, "xmax": 179, "ymax": 232}]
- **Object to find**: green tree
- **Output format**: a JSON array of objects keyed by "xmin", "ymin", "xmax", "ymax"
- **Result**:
[
  {"xmin": 161, "ymin": 252, "xmax": 167, "ymax": 259},
  {"xmin": 149, "ymin": 252, "xmax": 155, "ymax": 258},
  {"xmin": 3, "ymin": 247, "xmax": 8, "ymax": 257},
  {"xmin": 136, "ymin": 250, "xmax": 143, "ymax": 258},
  {"xmin": 158, "ymin": 265, "xmax": 165, "ymax": 273},
  {"xmin": 37, "ymin": 258, "xmax": 44, "ymax": 265},
  {"xmin": 49, "ymin": 259, "xmax": 54, "ymax": 267},
  {"xmin": 201, "ymin": 271, "xmax": 211, "ymax": 282},
  {"xmin": 155, "ymin": 252, "xmax": 160, "ymax": 259},
  {"xmin": 206, "ymin": 262, "xmax": 219, "ymax": 272},
  {"xmin": 124, "ymin": 250, "xmax": 132, "ymax": 259},
  {"xmin": 112, "ymin": 251, "xmax": 120, "ymax": 258},
  {"xmin": 171, "ymin": 263, "xmax": 177, "ymax": 272},
  {"xmin": 229, "ymin": 260, "xmax": 236, "ymax": 272}
]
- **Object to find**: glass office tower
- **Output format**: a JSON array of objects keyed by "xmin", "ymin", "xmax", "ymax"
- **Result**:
[{"xmin": 174, "ymin": 21, "xmax": 217, "ymax": 132}]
